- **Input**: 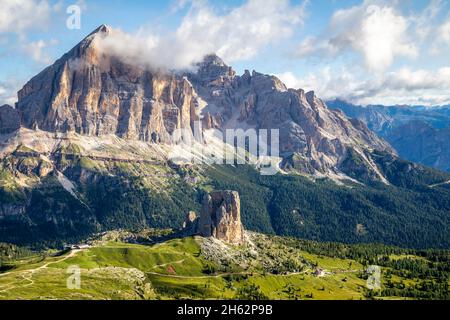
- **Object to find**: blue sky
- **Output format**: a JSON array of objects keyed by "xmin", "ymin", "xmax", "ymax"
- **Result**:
[{"xmin": 1, "ymin": 0, "xmax": 450, "ymax": 106}]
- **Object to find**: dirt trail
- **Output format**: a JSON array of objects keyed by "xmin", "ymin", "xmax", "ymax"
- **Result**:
[
  {"xmin": 0, "ymin": 249, "xmax": 80, "ymax": 279},
  {"xmin": 0, "ymin": 250, "xmax": 81, "ymax": 294},
  {"xmin": 146, "ymin": 271, "xmax": 253, "ymax": 279}
]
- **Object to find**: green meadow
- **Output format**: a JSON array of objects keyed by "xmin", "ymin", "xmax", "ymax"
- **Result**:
[{"xmin": 0, "ymin": 232, "xmax": 448, "ymax": 300}]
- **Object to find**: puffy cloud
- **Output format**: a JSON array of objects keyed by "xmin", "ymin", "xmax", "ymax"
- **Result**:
[
  {"xmin": 0, "ymin": 0, "xmax": 52, "ymax": 34},
  {"xmin": 276, "ymin": 67, "xmax": 450, "ymax": 106},
  {"xmin": 276, "ymin": 68, "xmax": 363, "ymax": 100},
  {"xmin": 169, "ymin": 0, "xmax": 192, "ymax": 14},
  {"xmin": 21, "ymin": 38, "xmax": 58, "ymax": 64},
  {"xmin": 294, "ymin": 0, "xmax": 417, "ymax": 72},
  {"xmin": 414, "ymin": 0, "xmax": 444, "ymax": 41},
  {"xmin": 95, "ymin": 0, "xmax": 308, "ymax": 71},
  {"xmin": 0, "ymin": 79, "xmax": 21, "ymax": 106},
  {"xmin": 381, "ymin": 68, "xmax": 450, "ymax": 91},
  {"xmin": 0, "ymin": 1, "xmax": 62, "ymax": 66},
  {"xmin": 286, "ymin": 0, "xmax": 450, "ymax": 105},
  {"xmin": 431, "ymin": 15, "xmax": 450, "ymax": 54},
  {"xmin": 438, "ymin": 17, "xmax": 450, "ymax": 44}
]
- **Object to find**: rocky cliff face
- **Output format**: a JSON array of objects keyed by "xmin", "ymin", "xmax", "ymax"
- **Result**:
[
  {"xmin": 188, "ymin": 55, "xmax": 393, "ymax": 178},
  {"xmin": 0, "ymin": 105, "xmax": 20, "ymax": 134},
  {"xmin": 198, "ymin": 190, "xmax": 245, "ymax": 245},
  {"xmin": 16, "ymin": 25, "xmax": 200, "ymax": 143},
  {"xmin": 12, "ymin": 25, "xmax": 395, "ymax": 181}
]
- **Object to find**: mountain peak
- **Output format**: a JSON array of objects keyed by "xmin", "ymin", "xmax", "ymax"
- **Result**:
[
  {"xmin": 55, "ymin": 24, "xmax": 113, "ymax": 65},
  {"xmin": 87, "ymin": 24, "xmax": 112, "ymax": 37},
  {"xmin": 193, "ymin": 54, "xmax": 235, "ymax": 82},
  {"xmin": 199, "ymin": 54, "xmax": 227, "ymax": 68}
]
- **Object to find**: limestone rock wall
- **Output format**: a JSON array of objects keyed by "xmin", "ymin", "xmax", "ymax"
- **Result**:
[{"xmin": 16, "ymin": 26, "xmax": 200, "ymax": 142}]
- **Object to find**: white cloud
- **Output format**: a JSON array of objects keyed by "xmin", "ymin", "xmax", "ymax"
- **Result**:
[
  {"xmin": 0, "ymin": 79, "xmax": 21, "ymax": 106},
  {"xmin": 94, "ymin": 0, "xmax": 308, "ymax": 71},
  {"xmin": 276, "ymin": 68, "xmax": 363, "ymax": 100},
  {"xmin": 22, "ymin": 39, "xmax": 59, "ymax": 64},
  {"xmin": 431, "ymin": 15, "xmax": 450, "ymax": 54},
  {"xmin": 0, "ymin": 1, "xmax": 62, "ymax": 66},
  {"xmin": 276, "ymin": 66, "xmax": 450, "ymax": 106},
  {"xmin": 414, "ymin": 0, "xmax": 443, "ymax": 41},
  {"xmin": 382, "ymin": 67, "xmax": 450, "ymax": 91},
  {"xmin": 295, "ymin": 0, "xmax": 417, "ymax": 72},
  {"xmin": 438, "ymin": 17, "xmax": 450, "ymax": 43},
  {"xmin": 169, "ymin": 0, "xmax": 192, "ymax": 14},
  {"xmin": 0, "ymin": 0, "xmax": 52, "ymax": 34}
]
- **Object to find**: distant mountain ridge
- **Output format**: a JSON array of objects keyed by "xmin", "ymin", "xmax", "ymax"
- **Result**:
[{"xmin": 327, "ymin": 99, "xmax": 450, "ymax": 172}]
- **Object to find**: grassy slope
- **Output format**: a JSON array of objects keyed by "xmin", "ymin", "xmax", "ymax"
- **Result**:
[{"xmin": 1, "ymin": 234, "xmax": 445, "ymax": 300}]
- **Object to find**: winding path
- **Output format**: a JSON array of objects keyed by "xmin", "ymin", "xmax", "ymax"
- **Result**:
[{"xmin": 0, "ymin": 250, "xmax": 81, "ymax": 293}]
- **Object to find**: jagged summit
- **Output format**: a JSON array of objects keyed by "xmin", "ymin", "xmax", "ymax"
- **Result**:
[
  {"xmin": 200, "ymin": 53, "xmax": 228, "ymax": 67},
  {"xmin": 87, "ymin": 24, "xmax": 112, "ymax": 37},
  {"xmin": 192, "ymin": 53, "xmax": 236, "ymax": 83},
  {"xmin": 60, "ymin": 24, "xmax": 112, "ymax": 62}
]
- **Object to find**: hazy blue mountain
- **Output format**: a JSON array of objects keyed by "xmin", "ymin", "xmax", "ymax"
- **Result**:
[{"xmin": 327, "ymin": 99, "xmax": 450, "ymax": 172}]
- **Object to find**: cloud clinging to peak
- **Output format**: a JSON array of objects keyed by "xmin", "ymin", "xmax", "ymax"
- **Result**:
[{"xmin": 94, "ymin": 0, "xmax": 308, "ymax": 71}]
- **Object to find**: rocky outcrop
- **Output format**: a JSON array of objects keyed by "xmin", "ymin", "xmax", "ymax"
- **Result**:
[
  {"xmin": 198, "ymin": 190, "xmax": 245, "ymax": 245},
  {"xmin": 182, "ymin": 211, "xmax": 198, "ymax": 234},
  {"xmin": 0, "ymin": 105, "xmax": 20, "ymax": 134}
]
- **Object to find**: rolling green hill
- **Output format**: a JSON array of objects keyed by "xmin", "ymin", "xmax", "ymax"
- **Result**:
[{"xmin": 0, "ymin": 231, "xmax": 448, "ymax": 300}]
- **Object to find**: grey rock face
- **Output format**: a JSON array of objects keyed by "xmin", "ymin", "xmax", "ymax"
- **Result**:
[
  {"xmin": 188, "ymin": 57, "xmax": 394, "ymax": 177},
  {"xmin": 0, "ymin": 105, "xmax": 20, "ymax": 134},
  {"xmin": 198, "ymin": 190, "xmax": 245, "ymax": 245},
  {"xmin": 16, "ymin": 26, "xmax": 200, "ymax": 142}
]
